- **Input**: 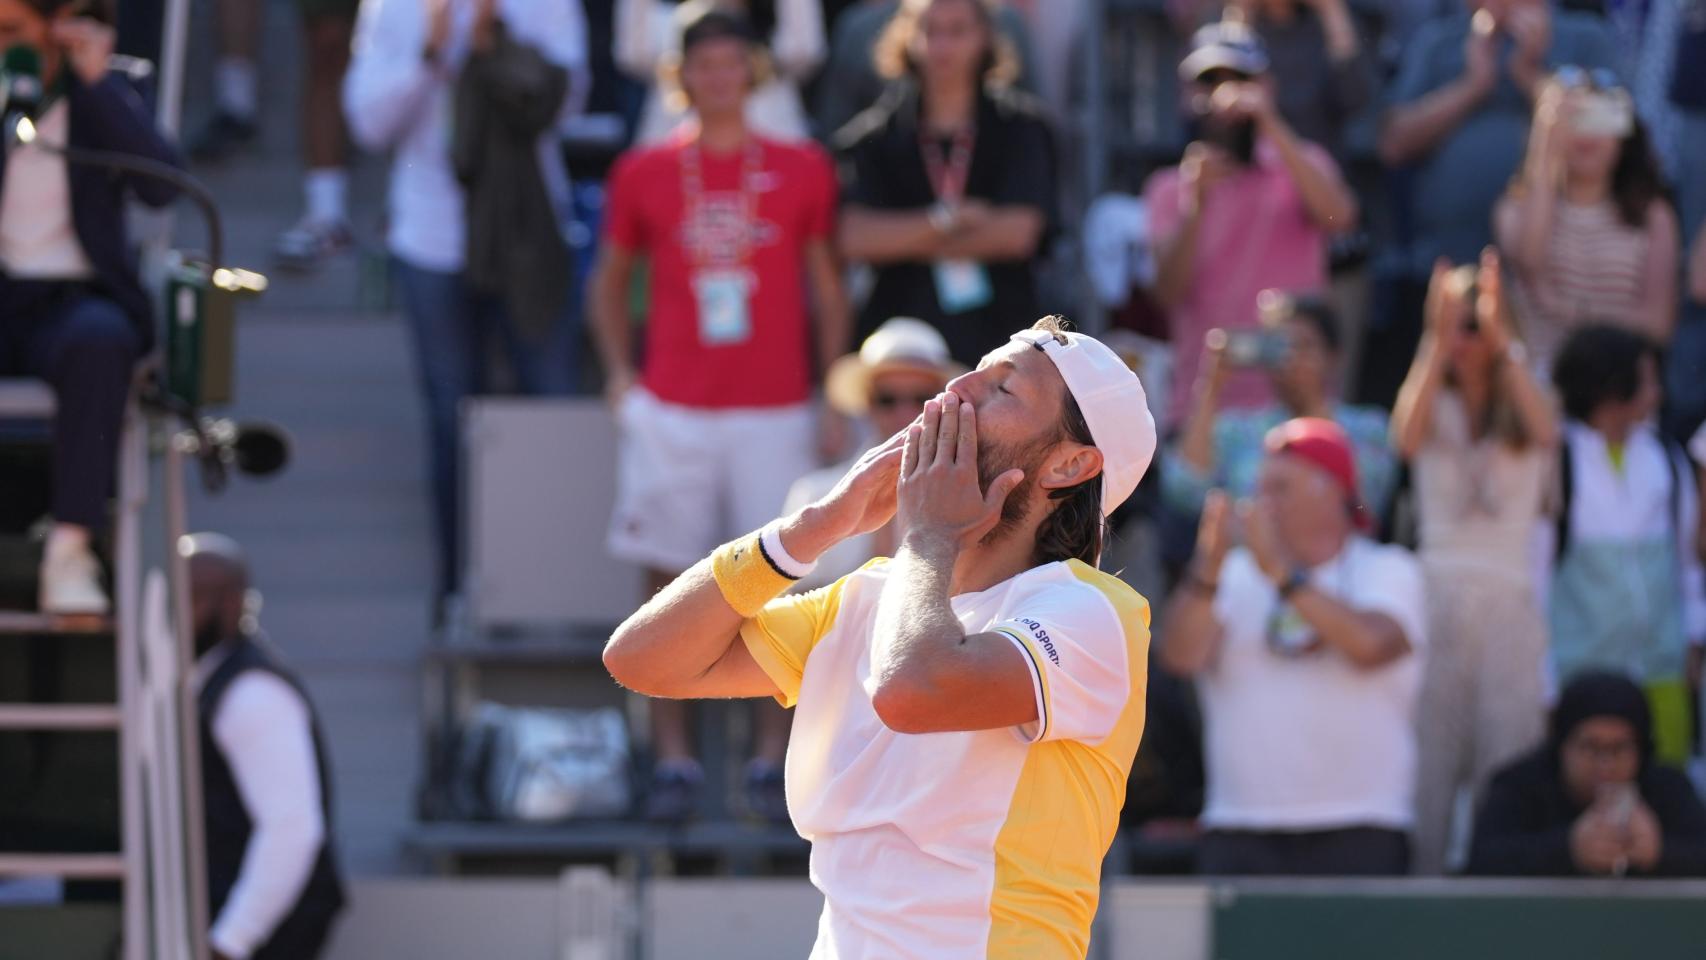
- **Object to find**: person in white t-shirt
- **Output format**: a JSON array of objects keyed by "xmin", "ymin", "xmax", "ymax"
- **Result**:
[
  {"xmin": 605, "ymin": 316, "xmax": 1158, "ymax": 959},
  {"xmin": 1160, "ymin": 416, "xmax": 1427, "ymax": 875}
]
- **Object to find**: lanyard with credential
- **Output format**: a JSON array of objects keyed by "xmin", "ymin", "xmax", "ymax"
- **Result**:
[
  {"xmin": 679, "ymin": 136, "xmax": 763, "ymax": 268},
  {"xmin": 920, "ymin": 126, "xmax": 975, "ymax": 206}
]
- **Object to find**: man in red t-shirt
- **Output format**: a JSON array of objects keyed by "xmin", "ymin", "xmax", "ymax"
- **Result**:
[{"xmin": 590, "ymin": 8, "xmax": 851, "ymax": 823}]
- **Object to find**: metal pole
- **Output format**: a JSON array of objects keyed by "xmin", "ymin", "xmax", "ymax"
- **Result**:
[
  {"xmin": 117, "ymin": 403, "xmax": 149, "ymax": 960},
  {"xmin": 1081, "ymin": 0, "xmax": 1110, "ymax": 335},
  {"xmin": 154, "ymin": 0, "xmax": 190, "ymax": 136},
  {"xmin": 166, "ymin": 435, "xmax": 213, "ymax": 960},
  {"xmin": 142, "ymin": 568, "xmax": 188, "ymax": 959}
]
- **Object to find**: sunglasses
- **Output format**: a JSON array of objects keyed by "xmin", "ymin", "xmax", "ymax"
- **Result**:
[
  {"xmin": 1553, "ymin": 64, "xmax": 1623, "ymax": 93},
  {"xmin": 1197, "ymin": 68, "xmax": 1255, "ymax": 89},
  {"xmin": 870, "ymin": 391, "xmax": 938, "ymax": 411}
]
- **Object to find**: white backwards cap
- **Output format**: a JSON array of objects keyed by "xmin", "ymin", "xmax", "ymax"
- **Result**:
[{"xmin": 1009, "ymin": 328, "xmax": 1157, "ymax": 516}]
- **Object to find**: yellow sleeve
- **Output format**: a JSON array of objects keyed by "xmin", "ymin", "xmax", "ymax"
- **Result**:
[{"xmin": 739, "ymin": 570, "xmax": 855, "ymax": 708}]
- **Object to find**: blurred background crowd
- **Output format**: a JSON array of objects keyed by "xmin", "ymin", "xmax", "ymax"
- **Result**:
[
  {"xmin": 399, "ymin": 0, "xmax": 1706, "ymax": 880},
  {"xmin": 8, "ymin": 0, "xmax": 1706, "ymax": 927}
]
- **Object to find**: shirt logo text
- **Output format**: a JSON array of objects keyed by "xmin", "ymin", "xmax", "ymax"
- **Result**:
[{"xmin": 1019, "ymin": 618, "xmax": 1061, "ymax": 666}]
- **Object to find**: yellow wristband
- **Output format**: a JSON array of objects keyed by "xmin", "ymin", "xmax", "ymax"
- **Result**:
[{"xmin": 711, "ymin": 531, "xmax": 795, "ymax": 618}]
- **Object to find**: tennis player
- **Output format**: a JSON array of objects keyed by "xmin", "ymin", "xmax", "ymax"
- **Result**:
[{"xmin": 605, "ymin": 316, "xmax": 1157, "ymax": 959}]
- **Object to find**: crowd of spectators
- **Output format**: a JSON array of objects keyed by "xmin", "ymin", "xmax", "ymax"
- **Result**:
[
  {"xmin": 10, "ymin": 0, "xmax": 1706, "ymax": 883},
  {"xmin": 331, "ymin": 0, "xmax": 1706, "ymax": 875}
]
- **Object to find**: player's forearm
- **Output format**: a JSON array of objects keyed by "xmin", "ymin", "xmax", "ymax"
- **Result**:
[
  {"xmin": 604, "ymin": 559, "xmax": 749, "ymax": 697},
  {"xmin": 607, "ymin": 501, "xmax": 863, "ymax": 697},
  {"xmin": 870, "ymin": 531, "xmax": 964, "ymax": 693},
  {"xmin": 778, "ymin": 501, "xmax": 857, "ymax": 565}
]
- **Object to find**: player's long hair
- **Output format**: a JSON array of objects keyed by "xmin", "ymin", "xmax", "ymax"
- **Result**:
[{"xmin": 1030, "ymin": 317, "xmax": 1103, "ymax": 567}]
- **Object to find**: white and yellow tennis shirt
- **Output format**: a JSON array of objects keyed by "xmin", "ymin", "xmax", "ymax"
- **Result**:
[{"xmin": 741, "ymin": 557, "xmax": 1151, "ymax": 959}]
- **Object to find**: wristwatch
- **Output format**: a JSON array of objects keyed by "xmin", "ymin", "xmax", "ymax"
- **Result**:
[
  {"xmin": 1276, "ymin": 567, "xmax": 1310, "ymax": 600},
  {"xmin": 927, "ymin": 200, "xmax": 958, "ymax": 234}
]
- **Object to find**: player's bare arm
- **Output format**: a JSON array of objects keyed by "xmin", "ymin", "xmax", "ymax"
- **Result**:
[
  {"xmin": 603, "ymin": 428, "xmax": 909, "ymax": 700},
  {"xmin": 868, "ymin": 392, "xmax": 1037, "ymax": 734}
]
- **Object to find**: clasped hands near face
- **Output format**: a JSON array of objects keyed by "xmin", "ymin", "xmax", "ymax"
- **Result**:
[
  {"xmin": 812, "ymin": 392, "xmax": 1024, "ymax": 556},
  {"xmin": 1570, "ymin": 787, "xmax": 1664, "ymax": 876}
]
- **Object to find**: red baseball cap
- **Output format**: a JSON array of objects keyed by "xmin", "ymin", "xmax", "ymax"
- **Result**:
[{"xmin": 1264, "ymin": 417, "xmax": 1370, "ymax": 532}]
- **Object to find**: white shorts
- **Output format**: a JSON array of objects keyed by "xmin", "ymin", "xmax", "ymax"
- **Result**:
[{"xmin": 607, "ymin": 387, "xmax": 817, "ymax": 574}]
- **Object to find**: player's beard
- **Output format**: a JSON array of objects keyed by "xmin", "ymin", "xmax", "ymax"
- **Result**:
[{"xmin": 975, "ymin": 434, "xmax": 1048, "ymax": 548}]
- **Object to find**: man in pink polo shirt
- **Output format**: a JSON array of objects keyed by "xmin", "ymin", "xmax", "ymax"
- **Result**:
[{"xmin": 1143, "ymin": 21, "xmax": 1359, "ymax": 425}]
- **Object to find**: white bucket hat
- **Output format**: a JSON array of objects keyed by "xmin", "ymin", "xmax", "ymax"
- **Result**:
[
  {"xmin": 826, "ymin": 318, "xmax": 966, "ymax": 416},
  {"xmin": 1010, "ymin": 329, "xmax": 1157, "ymax": 516}
]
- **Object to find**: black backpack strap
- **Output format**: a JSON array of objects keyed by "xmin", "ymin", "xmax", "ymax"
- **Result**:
[
  {"xmin": 1556, "ymin": 434, "xmax": 1574, "ymax": 562},
  {"xmin": 1665, "ymin": 435, "xmax": 1686, "ymax": 552}
]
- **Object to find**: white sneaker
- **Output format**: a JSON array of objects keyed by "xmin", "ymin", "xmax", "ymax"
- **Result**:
[
  {"xmin": 38, "ymin": 541, "xmax": 110, "ymax": 616},
  {"xmin": 274, "ymin": 217, "xmax": 354, "ymax": 271}
]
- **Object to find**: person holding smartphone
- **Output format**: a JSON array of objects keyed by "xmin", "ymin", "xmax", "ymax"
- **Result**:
[
  {"xmin": 1143, "ymin": 20, "xmax": 1358, "ymax": 426},
  {"xmin": 1160, "ymin": 290, "xmax": 1396, "ymax": 572},
  {"xmin": 0, "ymin": 0, "xmax": 181, "ymax": 615},
  {"xmin": 1367, "ymin": 0, "xmax": 1619, "ymax": 409},
  {"xmin": 1494, "ymin": 69, "xmax": 1679, "ymax": 375},
  {"xmin": 1468, "ymin": 671, "xmax": 1706, "ymax": 877},
  {"xmin": 1160, "ymin": 418, "xmax": 1427, "ymax": 876}
]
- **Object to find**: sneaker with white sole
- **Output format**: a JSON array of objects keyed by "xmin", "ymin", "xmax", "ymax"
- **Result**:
[
  {"xmin": 38, "ymin": 542, "xmax": 109, "ymax": 616},
  {"xmin": 274, "ymin": 217, "xmax": 354, "ymax": 271}
]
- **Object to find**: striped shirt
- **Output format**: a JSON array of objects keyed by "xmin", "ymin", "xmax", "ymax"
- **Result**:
[{"xmin": 1516, "ymin": 199, "xmax": 1653, "ymax": 366}]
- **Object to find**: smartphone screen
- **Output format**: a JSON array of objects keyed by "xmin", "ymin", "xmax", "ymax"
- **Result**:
[
  {"xmin": 1223, "ymin": 329, "xmax": 1290, "ymax": 369},
  {"xmin": 1599, "ymin": 782, "xmax": 1638, "ymax": 830}
]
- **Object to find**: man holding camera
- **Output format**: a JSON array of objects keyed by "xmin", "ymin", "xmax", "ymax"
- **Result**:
[
  {"xmin": 1159, "ymin": 291, "xmax": 1397, "ymax": 567},
  {"xmin": 1160, "ymin": 418, "xmax": 1426, "ymax": 876},
  {"xmin": 0, "ymin": 0, "xmax": 181, "ymax": 614},
  {"xmin": 1143, "ymin": 20, "xmax": 1357, "ymax": 426}
]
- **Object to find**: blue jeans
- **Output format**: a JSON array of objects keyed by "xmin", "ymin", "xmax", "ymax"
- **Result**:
[{"xmin": 392, "ymin": 256, "xmax": 579, "ymax": 597}]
